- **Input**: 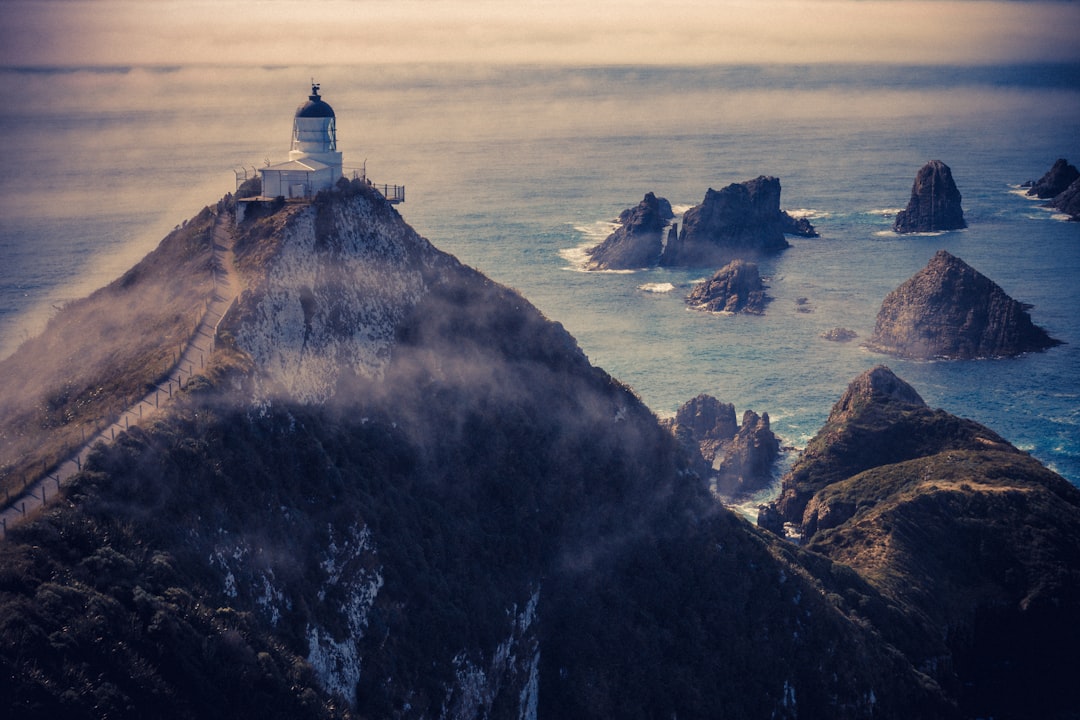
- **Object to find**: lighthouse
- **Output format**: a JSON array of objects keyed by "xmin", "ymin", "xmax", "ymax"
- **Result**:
[{"xmin": 259, "ymin": 83, "xmax": 344, "ymax": 199}]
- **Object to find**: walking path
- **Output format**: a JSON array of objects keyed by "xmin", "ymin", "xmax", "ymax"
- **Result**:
[{"xmin": 1, "ymin": 210, "xmax": 242, "ymax": 539}]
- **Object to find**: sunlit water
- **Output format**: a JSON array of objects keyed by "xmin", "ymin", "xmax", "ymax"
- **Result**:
[{"xmin": 2, "ymin": 63, "xmax": 1078, "ymax": 484}]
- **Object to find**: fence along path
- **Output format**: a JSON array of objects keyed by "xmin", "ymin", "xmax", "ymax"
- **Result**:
[{"xmin": 1, "ymin": 210, "xmax": 242, "ymax": 539}]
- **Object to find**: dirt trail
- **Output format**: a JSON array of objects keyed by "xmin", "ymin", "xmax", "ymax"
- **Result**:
[{"xmin": 1, "ymin": 211, "xmax": 242, "ymax": 538}]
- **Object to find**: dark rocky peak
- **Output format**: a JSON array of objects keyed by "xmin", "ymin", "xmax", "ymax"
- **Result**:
[
  {"xmin": 830, "ymin": 365, "xmax": 925, "ymax": 420},
  {"xmin": 586, "ymin": 192, "xmax": 673, "ymax": 270},
  {"xmin": 1047, "ymin": 175, "xmax": 1080, "ymax": 221},
  {"xmin": 866, "ymin": 250, "xmax": 1062, "ymax": 360},
  {"xmin": 1026, "ymin": 157, "xmax": 1080, "ymax": 199},
  {"xmin": 893, "ymin": 160, "xmax": 966, "ymax": 233},
  {"xmin": 685, "ymin": 259, "xmax": 770, "ymax": 314},
  {"xmin": 659, "ymin": 176, "xmax": 815, "ymax": 267},
  {"xmin": 673, "ymin": 393, "xmax": 738, "ymax": 444}
]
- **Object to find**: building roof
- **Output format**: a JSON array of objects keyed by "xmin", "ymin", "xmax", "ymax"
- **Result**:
[
  {"xmin": 295, "ymin": 82, "xmax": 335, "ymax": 118},
  {"xmin": 261, "ymin": 158, "xmax": 334, "ymax": 173}
]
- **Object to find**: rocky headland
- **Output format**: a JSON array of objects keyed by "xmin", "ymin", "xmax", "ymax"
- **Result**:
[
  {"xmin": 759, "ymin": 365, "xmax": 1080, "ymax": 718},
  {"xmin": 685, "ymin": 259, "xmax": 770, "ymax": 314},
  {"xmin": 585, "ymin": 192, "xmax": 673, "ymax": 270},
  {"xmin": 2, "ymin": 180, "xmax": 1079, "ymax": 719},
  {"xmin": 892, "ymin": 160, "xmax": 967, "ymax": 233},
  {"xmin": 659, "ymin": 176, "xmax": 817, "ymax": 267},
  {"xmin": 866, "ymin": 250, "xmax": 1061, "ymax": 359}
]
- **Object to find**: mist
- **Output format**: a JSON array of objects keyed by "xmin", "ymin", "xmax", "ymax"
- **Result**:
[{"xmin": 3, "ymin": 0, "xmax": 1080, "ymax": 67}]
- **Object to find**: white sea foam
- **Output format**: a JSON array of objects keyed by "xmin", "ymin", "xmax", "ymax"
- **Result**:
[
  {"xmin": 786, "ymin": 208, "xmax": 829, "ymax": 219},
  {"xmin": 671, "ymin": 203, "xmax": 695, "ymax": 215},
  {"xmin": 639, "ymin": 282, "xmax": 676, "ymax": 293}
]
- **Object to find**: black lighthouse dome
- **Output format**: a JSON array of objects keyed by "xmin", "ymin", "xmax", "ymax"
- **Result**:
[{"xmin": 295, "ymin": 83, "xmax": 335, "ymax": 118}]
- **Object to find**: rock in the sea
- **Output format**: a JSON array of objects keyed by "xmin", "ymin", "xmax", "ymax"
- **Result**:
[
  {"xmin": 867, "ymin": 250, "xmax": 1061, "ymax": 359},
  {"xmin": 669, "ymin": 394, "xmax": 738, "ymax": 471},
  {"xmin": 1026, "ymin": 158, "xmax": 1080, "ymax": 199},
  {"xmin": 668, "ymin": 395, "xmax": 779, "ymax": 499},
  {"xmin": 715, "ymin": 410, "xmax": 780, "ymax": 498},
  {"xmin": 659, "ymin": 176, "xmax": 815, "ymax": 267},
  {"xmin": 821, "ymin": 327, "xmax": 857, "ymax": 342},
  {"xmin": 1048, "ymin": 176, "xmax": 1080, "ymax": 221},
  {"xmin": 685, "ymin": 259, "xmax": 769, "ymax": 314},
  {"xmin": 892, "ymin": 160, "xmax": 967, "ymax": 233},
  {"xmin": 586, "ymin": 192, "xmax": 673, "ymax": 270}
]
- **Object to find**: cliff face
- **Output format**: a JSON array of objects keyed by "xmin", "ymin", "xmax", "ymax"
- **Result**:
[
  {"xmin": 585, "ymin": 192, "xmax": 673, "ymax": 270},
  {"xmin": 867, "ymin": 250, "xmax": 1061, "ymax": 359},
  {"xmin": 4, "ymin": 182, "xmax": 1078, "ymax": 720},
  {"xmin": 659, "ymin": 176, "xmax": 813, "ymax": 267},
  {"xmin": 762, "ymin": 366, "xmax": 1080, "ymax": 719},
  {"xmin": 893, "ymin": 160, "xmax": 966, "ymax": 233}
]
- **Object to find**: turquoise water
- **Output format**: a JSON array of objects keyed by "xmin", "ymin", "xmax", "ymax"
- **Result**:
[{"xmin": 1, "ymin": 63, "xmax": 1078, "ymax": 483}]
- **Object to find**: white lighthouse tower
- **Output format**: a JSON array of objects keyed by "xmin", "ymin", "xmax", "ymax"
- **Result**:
[{"xmin": 259, "ymin": 83, "xmax": 344, "ymax": 199}]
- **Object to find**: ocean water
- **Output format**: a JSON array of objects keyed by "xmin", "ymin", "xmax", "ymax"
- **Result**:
[{"xmin": 1, "ymin": 63, "xmax": 1078, "ymax": 486}]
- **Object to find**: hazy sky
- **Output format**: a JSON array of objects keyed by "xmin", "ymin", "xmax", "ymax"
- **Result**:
[{"xmin": 3, "ymin": 0, "xmax": 1080, "ymax": 66}]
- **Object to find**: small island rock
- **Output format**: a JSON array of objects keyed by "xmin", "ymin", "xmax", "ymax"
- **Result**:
[
  {"xmin": 660, "ymin": 176, "xmax": 816, "ymax": 267},
  {"xmin": 586, "ymin": 192, "xmax": 673, "ymax": 270},
  {"xmin": 867, "ymin": 250, "xmax": 1061, "ymax": 359},
  {"xmin": 821, "ymin": 327, "xmax": 857, "ymax": 342},
  {"xmin": 1048, "ymin": 176, "xmax": 1080, "ymax": 221},
  {"xmin": 893, "ymin": 160, "xmax": 967, "ymax": 233},
  {"xmin": 1026, "ymin": 158, "xmax": 1080, "ymax": 200},
  {"xmin": 686, "ymin": 259, "xmax": 769, "ymax": 314}
]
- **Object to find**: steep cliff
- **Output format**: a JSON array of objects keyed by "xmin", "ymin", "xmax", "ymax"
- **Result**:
[
  {"xmin": 867, "ymin": 250, "xmax": 1061, "ymax": 359},
  {"xmin": 5, "ymin": 181, "xmax": 1079, "ymax": 719},
  {"xmin": 893, "ymin": 160, "xmax": 966, "ymax": 233}
]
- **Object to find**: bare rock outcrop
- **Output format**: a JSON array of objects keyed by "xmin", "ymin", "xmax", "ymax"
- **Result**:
[
  {"xmin": 685, "ymin": 259, "xmax": 769, "ymax": 314},
  {"xmin": 892, "ymin": 160, "xmax": 967, "ymax": 233},
  {"xmin": 668, "ymin": 394, "xmax": 779, "ymax": 499},
  {"xmin": 586, "ymin": 192, "xmax": 673, "ymax": 270},
  {"xmin": 866, "ymin": 250, "xmax": 1061, "ymax": 359},
  {"xmin": 1025, "ymin": 158, "xmax": 1080, "ymax": 199},
  {"xmin": 659, "ymin": 176, "xmax": 816, "ymax": 267}
]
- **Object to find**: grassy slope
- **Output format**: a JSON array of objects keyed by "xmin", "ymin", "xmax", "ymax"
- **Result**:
[{"xmin": 0, "ymin": 202, "xmax": 220, "ymax": 500}]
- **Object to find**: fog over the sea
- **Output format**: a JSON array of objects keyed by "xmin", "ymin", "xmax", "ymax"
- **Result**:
[{"xmin": 3, "ymin": 0, "xmax": 1080, "ymax": 66}]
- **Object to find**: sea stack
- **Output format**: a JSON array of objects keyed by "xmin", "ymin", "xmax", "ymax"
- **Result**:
[
  {"xmin": 586, "ymin": 192, "xmax": 673, "ymax": 270},
  {"xmin": 685, "ymin": 259, "xmax": 769, "ymax": 314},
  {"xmin": 659, "ymin": 176, "xmax": 815, "ymax": 267},
  {"xmin": 893, "ymin": 160, "xmax": 966, "ymax": 233},
  {"xmin": 867, "ymin": 250, "xmax": 1061, "ymax": 359},
  {"xmin": 1026, "ymin": 158, "xmax": 1080, "ymax": 199}
]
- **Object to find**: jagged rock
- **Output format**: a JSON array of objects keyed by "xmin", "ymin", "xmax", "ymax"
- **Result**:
[
  {"xmin": 586, "ymin": 192, "xmax": 673, "ymax": 270},
  {"xmin": 892, "ymin": 160, "xmax": 967, "ymax": 233},
  {"xmin": 715, "ymin": 410, "xmax": 780, "ymax": 498},
  {"xmin": 1048, "ymin": 176, "xmax": 1080, "ymax": 221},
  {"xmin": 821, "ymin": 327, "xmax": 857, "ymax": 342},
  {"xmin": 867, "ymin": 250, "xmax": 1061, "ymax": 359},
  {"xmin": 1026, "ymin": 158, "xmax": 1080, "ymax": 199},
  {"xmin": 659, "ymin": 176, "xmax": 815, "ymax": 266},
  {"xmin": 669, "ymin": 395, "xmax": 779, "ymax": 499},
  {"xmin": 669, "ymin": 394, "xmax": 738, "ymax": 471},
  {"xmin": 758, "ymin": 366, "xmax": 1080, "ymax": 719},
  {"xmin": 685, "ymin": 259, "xmax": 769, "ymax": 314}
]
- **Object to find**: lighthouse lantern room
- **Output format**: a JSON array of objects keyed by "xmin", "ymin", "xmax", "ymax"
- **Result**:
[{"xmin": 259, "ymin": 83, "xmax": 344, "ymax": 199}]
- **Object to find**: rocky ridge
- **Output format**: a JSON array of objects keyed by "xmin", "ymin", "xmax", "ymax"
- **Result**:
[
  {"xmin": 866, "ymin": 250, "xmax": 1061, "ymax": 359},
  {"xmin": 1025, "ymin": 157, "xmax": 1080, "ymax": 199},
  {"xmin": 760, "ymin": 365, "xmax": 1080, "ymax": 718},
  {"xmin": 893, "ymin": 160, "xmax": 966, "ymax": 233}
]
